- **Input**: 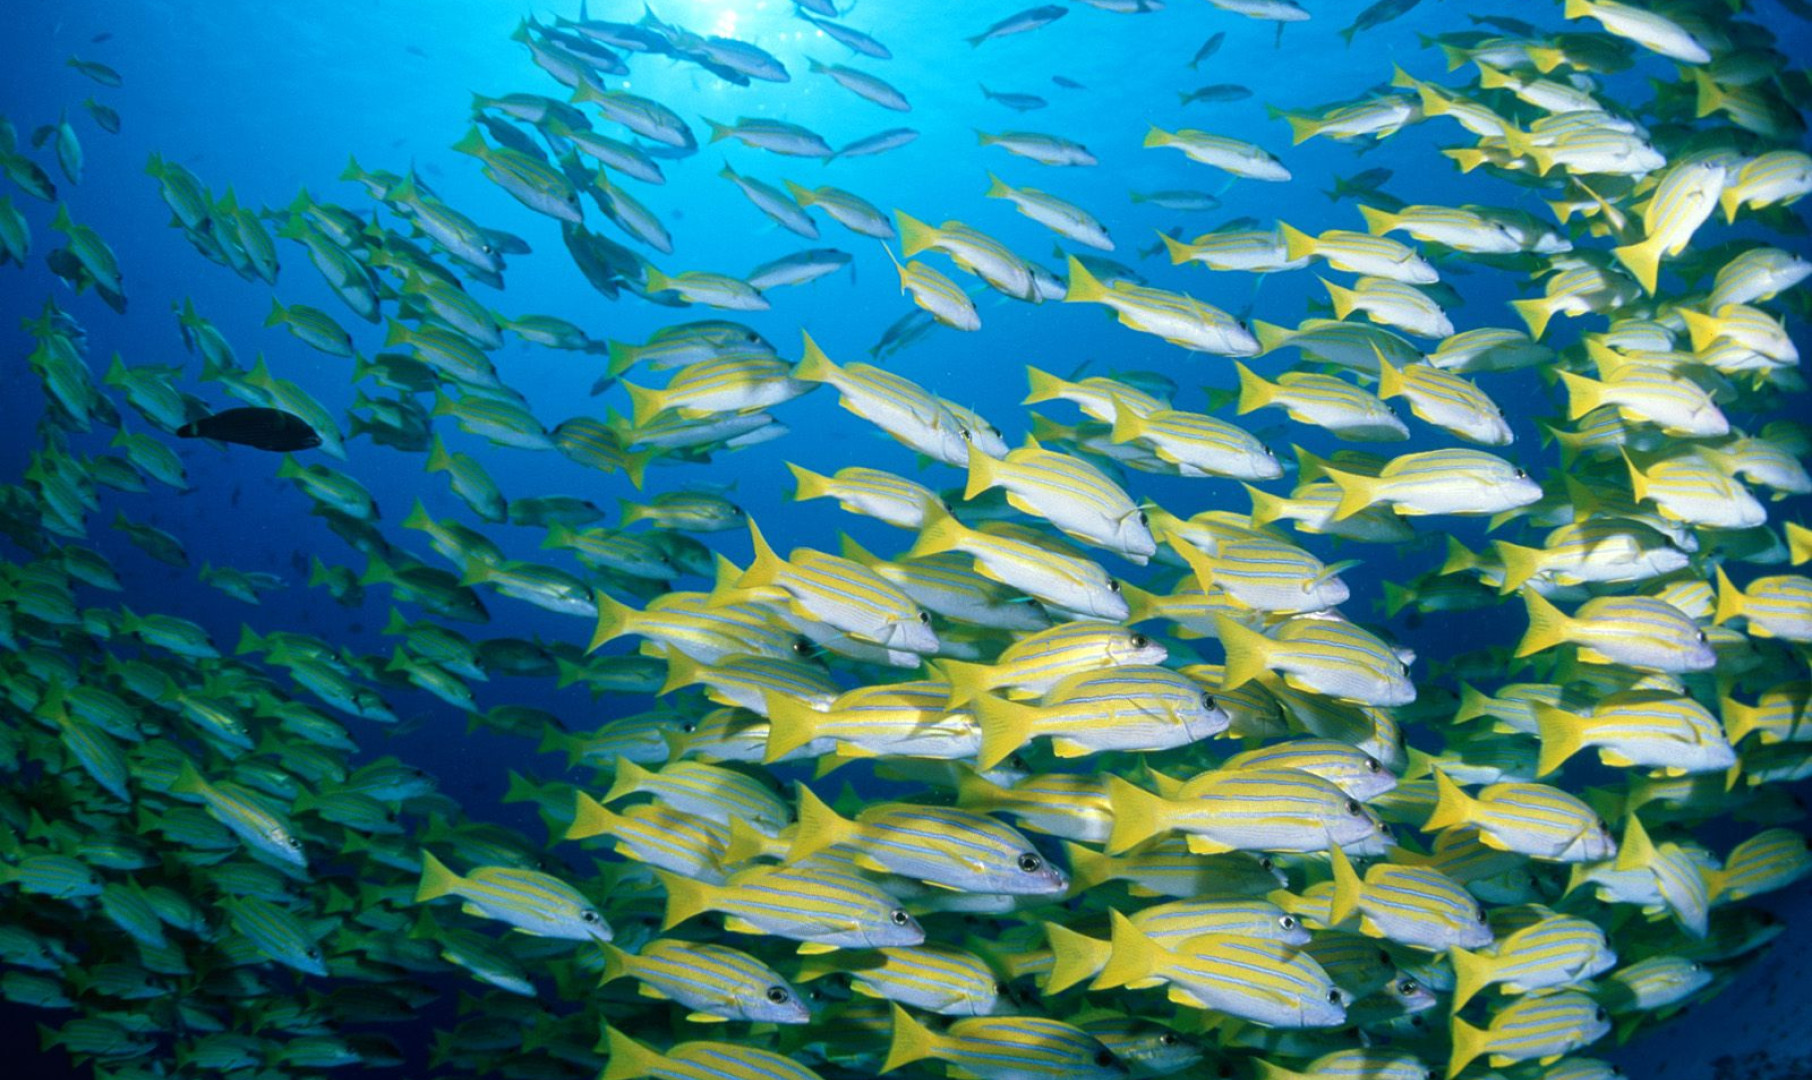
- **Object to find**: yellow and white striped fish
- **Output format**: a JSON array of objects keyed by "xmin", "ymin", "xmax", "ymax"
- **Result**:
[
  {"xmin": 1107, "ymin": 767, "xmax": 1388, "ymax": 856},
  {"xmin": 600, "ymin": 938, "xmax": 809, "ymax": 1023},
  {"xmin": 968, "ymin": 664, "xmax": 1229, "ymax": 768},
  {"xmin": 1109, "ymin": 403, "xmax": 1282, "ymax": 480},
  {"xmin": 1217, "ymin": 613, "xmax": 1416, "ymax": 707},
  {"xmin": 1448, "ymin": 990, "xmax": 1611, "ymax": 1078},
  {"xmin": 793, "ymin": 332, "xmax": 976, "ymax": 465},
  {"xmin": 939, "ymin": 622, "xmax": 1167, "ymax": 704},
  {"xmin": 1279, "ymin": 221, "xmax": 1438, "ymax": 283},
  {"xmin": 1448, "ymin": 909, "xmax": 1617, "ymax": 1013},
  {"xmin": 1612, "ymin": 159, "xmax": 1728, "ymax": 294},
  {"xmin": 1143, "ymin": 126, "xmax": 1291, "ymax": 181},
  {"xmin": 883, "ymin": 1002, "xmax": 1123, "ymax": 1080},
  {"xmin": 1716, "ymin": 569, "xmax": 1812, "ymax": 642},
  {"xmin": 602, "ymin": 756, "xmax": 791, "ymax": 836},
  {"xmin": 798, "ymin": 944, "xmax": 1006, "ymax": 1017},
  {"xmin": 658, "ymin": 857, "xmax": 923, "ymax": 951},
  {"xmin": 788, "ymin": 463, "xmax": 946, "ymax": 529},
  {"xmin": 909, "ymin": 508, "xmax": 1129, "ymax": 621},
  {"xmin": 414, "ymin": 850, "xmax": 609, "ymax": 941},
  {"xmin": 1236, "ymin": 364, "xmax": 1407, "ymax": 442},
  {"xmin": 1425, "ymin": 771, "xmax": 1617, "ymax": 863},
  {"xmin": 1091, "ymin": 911, "xmax": 1347, "ymax": 1027},
  {"xmin": 1323, "ymin": 276, "xmax": 1455, "ymax": 339},
  {"xmin": 1376, "ymin": 355, "xmax": 1512, "ymax": 446},
  {"xmin": 965, "ymin": 439, "xmax": 1154, "ymax": 562},
  {"xmin": 1325, "ymin": 448, "xmax": 1542, "ymax": 521},
  {"xmin": 1327, "ymin": 845, "xmax": 1493, "ymax": 951},
  {"xmin": 787, "ymin": 786, "xmax": 1068, "ymax": 894},
  {"xmin": 1064, "ymin": 256, "xmax": 1260, "ymax": 356},
  {"xmin": 1534, "ymin": 693, "xmax": 1735, "ymax": 778},
  {"xmin": 723, "ymin": 520, "xmax": 938, "ymax": 655},
  {"xmin": 1516, "ymin": 589, "xmax": 1716, "ymax": 673}
]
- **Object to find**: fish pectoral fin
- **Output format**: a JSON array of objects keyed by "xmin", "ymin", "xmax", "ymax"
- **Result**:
[
  {"xmin": 796, "ymin": 941, "xmax": 840, "ymax": 955},
  {"xmin": 685, "ymin": 1012, "xmax": 730, "ymax": 1023}
]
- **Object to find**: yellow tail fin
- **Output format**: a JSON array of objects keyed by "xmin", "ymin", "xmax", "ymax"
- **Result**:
[
  {"xmin": 1277, "ymin": 221, "xmax": 1318, "ymax": 263},
  {"xmin": 1492, "ymin": 541, "xmax": 1548, "ymax": 595},
  {"xmin": 1446, "ymin": 1011, "xmax": 1491, "ymax": 1079},
  {"xmin": 1423, "ymin": 769, "xmax": 1475, "ymax": 832},
  {"xmin": 963, "ymin": 444, "xmax": 1004, "ymax": 501},
  {"xmin": 1042, "ymin": 921, "xmax": 1112, "ymax": 995},
  {"xmin": 413, "ymin": 849, "xmax": 463, "ymax": 904},
  {"xmin": 1063, "ymin": 255, "xmax": 1109, "ymax": 304},
  {"xmin": 1324, "ymin": 467, "xmax": 1383, "ymax": 523},
  {"xmin": 1093, "ymin": 908, "xmax": 1164, "ymax": 989},
  {"xmin": 1714, "ymin": 565, "xmax": 1746, "ymax": 626},
  {"xmin": 1327, "ymin": 844, "xmax": 1364, "ymax": 927},
  {"xmin": 895, "ymin": 211, "xmax": 941, "ymax": 258},
  {"xmin": 565, "ymin": 792, "xmax": 620, "ymax": 841},
  {"xmin": 1105, "ymin": 775, "xmax": 1168, "ymax": 854},
  {"xmin": 1022, "ymin": 365, "xmax": 1068, "ymax": 405},
  {"xmin": 795, "ymin": 330, "xmax": 840, "ymax": 384},
  {"xmin": 1533, "ymin": 704, "xmax": 1591, "ymax": 778},
  {"xmin": 1514, "ymin": 588, "xmax": 1574, "ymax": 658},
  {"xmin": 1356, "ymin": 204, "xmax": 1399, "ymax": 236},
  {"xmin": 602, "ymin": 1026, "xmax": 667, "ymax": 1080},
  {"xmin": 882, "ymin": 1001, "xmax": 941, "ymax": 1074},
  {"xmin": 1612, "ymin": 234, "xmax": 1665, "ymax": 295},
  {"xmin": 1556, "ymin": 369, "xmax": 1607, "ymax": 422},
  {"xmin": 763, "ymin": 691, "xmax": 827, "ymax": 764},
  {"xmin": 787, "ymin": 461, "xmax": 832, "ymax": 503},
  {"xmin": 1214, "ymin": 614, "xmax": 1273, "ymax": 691},
  {"xmin": 1233, "ymin": 362, "xmax": 1275, "ymax": 415},
  {"xmin": 972, "ymin": 692, "xmax": 1040, "ymax": 771},
  {"xmin": 1447, "ymin": 945, "xmax": 1495, "ymax": 1015},
  {"xmin": 786, "ymin": 784, "xmax": 858, "ymax": 863},
  {"xmin": 654, "ymin": 869, "xmax": 718, "ymax": 931}
]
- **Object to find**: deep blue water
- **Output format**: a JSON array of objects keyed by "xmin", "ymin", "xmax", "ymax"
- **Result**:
[{"xmin": 4, "ymin": 0, "xmax": 1812, "ymax": 1077}]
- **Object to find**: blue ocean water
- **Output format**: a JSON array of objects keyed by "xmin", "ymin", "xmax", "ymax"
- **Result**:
[{"xmin": 3, "ymin": 0, "xmax": 1812, "ymax": 1078}]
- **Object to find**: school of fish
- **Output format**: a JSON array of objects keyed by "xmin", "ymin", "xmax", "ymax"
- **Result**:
[{"xmin": 4, "ymin": 1, "xmax": 1812, "ymax": 1079}]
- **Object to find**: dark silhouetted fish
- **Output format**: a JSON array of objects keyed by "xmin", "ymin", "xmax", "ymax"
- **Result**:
[{"xmin": 177, "ymin": 407, "xmax": 322, "ymax": 451}]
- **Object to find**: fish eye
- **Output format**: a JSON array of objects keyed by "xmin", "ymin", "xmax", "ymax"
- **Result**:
[
  {"xmin": 1108, "ymin": 580, "xmax": 1122, "ymax": 593},
  {"xmin": 681, "ymin": 722, "xmax": 696, "ymax": 734},
  {"xmin": 305, "ymin": 947, "xmax": 322, "ymax": 960},
  {"xmin": 994, "ymin": 981, "xmax": 1007, "ymax": 994},
  {"xmin": 1695, "ymin": 629, "xmax": 1707, "ymax": 642},
  {"xmin": 1137, "ymin": 511, "xmax": 1149, "ymax": 526},
  {"xmin": 1594, "ymin": 1007, "xmax": 1607, "ymax": 1022},
  {"xmin": 1262, "ymin": 444, "xmax": 1275, "ymax": 457},
  {"xmin": 1129, "ymin": 633, "xmax": 1148, "ymax": 648},
  {"xmin": 1377, "ymin": 949, "xmax": 1393, "ymax": 967},
  {"xmin": 1346, "ymin": 799, "xmax": 1362, "ymax": 816},
  {"xmin": 1364, "ymin": 757, "xmax": 1380, "ymax": 772},
  {"xmin": 1259, "ymin": 857, "xmax": 1275, "ymax": 872},
  {"xmin": 1326, "ymin": 989, "xmax": 1344, "ymax": 1005},
  {"xmin": 940, "ymin": 501, "xmax": 954, "ymax": 512},
  {"xmin": 1476, "ymin": 907, "xmax": 1488, "ymax": 923},
  {"xmin": 918, "ymin": 611, "xmax": 931, "ymax": 624},
  {"xmin": 1094, "ymin": 1050, "xmax": 1116, "ymax": 1068},
  {"xmin": 1158, "ymin": 1032, "xmax": 1179, "ymax": 1046},
  {"xmin": 890, "ymin": 909, "xmax": 910, "ymax": 926},
  {"xmin": 793, "ymin": 638, "xmax": 813, "ymax": 655},
  {"xmin": 766, "ymin": 986, "xmax": 791, "ymax": 1004},
  {"xmin": 1279, "ymin": 915, "xmax": 1297, "ymax": 930},
  {"xmin": 1399, "ymin": 980, "xmax": 1419, "ymax": 995},
  {"xmin": 581, "ymin": 909, "xmax": 601, "ymax": 924},
  {"xmin": 1513, "ymin": 468, "xmax": 1527, "ymax": 479},
  {"xmin": 1017, "ymin": 852, "xmax": 1044, "ymax": 873},
  {"xmin": 1201, "ymin": 692, "xmax": 1216, "ymax": 710}
]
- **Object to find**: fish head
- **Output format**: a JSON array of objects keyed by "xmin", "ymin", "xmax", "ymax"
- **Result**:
[
  {"xmin": 1108, "ymin": 628, "xmax": 1168, "ymax": 667},
  {"xmin": 1301, "ymin": 984, "xmax": 1349, "ymax": 1028},
  {"xmin": 747, "ymin": 980, "xmax": 813, "ymax": 1024},
  {"xmin": 999, "ymin": 846, "xmax": 1068, "ymax": 895},
  {"xmin": 885, "ymin": 610, "xmax": 941, "ymax": 656},
  {"xmin": 1182, "ymin": 690, "xmax": 1232, "ymax": 741},
  {"xmin": 1115, "ymin": 509, "xmax": 1159, "ymax": 562},
  {"xmin": 868, "ymin": 905, "xmax": 925, "ymax": 947}
]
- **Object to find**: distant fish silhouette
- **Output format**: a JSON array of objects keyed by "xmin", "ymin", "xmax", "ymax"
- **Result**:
[{"xmin": 177, "ymin": 407, "xmax": 322, "ymax": 452}]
